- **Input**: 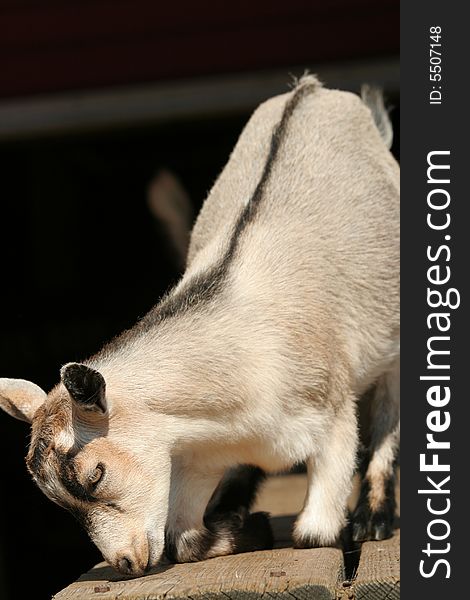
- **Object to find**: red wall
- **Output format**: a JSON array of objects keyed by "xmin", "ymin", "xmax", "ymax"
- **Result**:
[{"xmin": 0, "ymin": 0, "xmax": 399, "ymax": 99}]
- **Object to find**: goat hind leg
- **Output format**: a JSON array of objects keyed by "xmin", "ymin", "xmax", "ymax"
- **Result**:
[{"xmin": 352, "ymin": 360, "xmax": 399, "ymax": 542}]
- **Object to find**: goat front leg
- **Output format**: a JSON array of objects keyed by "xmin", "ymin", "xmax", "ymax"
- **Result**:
[
  {"xmin": 165, "ymin": 460, "xmax": 272, "ymax": 562},
  {"xmin": 293, "ymin": 398, "xmax": 358, "ymax": 548}
]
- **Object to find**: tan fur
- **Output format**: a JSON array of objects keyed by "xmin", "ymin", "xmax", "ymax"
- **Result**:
[
  {"xmin": 0, "ymin": 378, "xmax": 47, "ymax": 422},
  {"xmin": 0, "ymin": 75, "xmax": 399, "ymax": 574}
]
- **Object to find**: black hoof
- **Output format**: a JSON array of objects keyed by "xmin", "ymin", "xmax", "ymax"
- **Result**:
[
  {"xmin": 352, "ymin": 520, "xmax": 369, "ymax": 543},
  {"xmin": 370, "ymin": 511, "xmax": 394, "ymax": 540},
  {"xmin": 293, "ymin": 535, "xmax": 318, "ymax": 549},
  {"xmin": 293, "ymin": 532, "xmax": 340, "ymax": 549},
  {"xmin": 352, "ymin": 506, "xmax": 394, "ymax": 542}
]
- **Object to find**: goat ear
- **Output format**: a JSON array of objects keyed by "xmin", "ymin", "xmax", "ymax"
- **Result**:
[
  {"xmin": 0, "ymin": 378, "xmax": 47, "ymax": 423},
  {"xmin": 60, "ymin": 363, "xmax": 107, "ymax": 414}
]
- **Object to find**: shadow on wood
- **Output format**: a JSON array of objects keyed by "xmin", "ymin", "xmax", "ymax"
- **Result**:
[{"xmin": 54, "ymin": 474, "xmax": 400, "ymax": 600}]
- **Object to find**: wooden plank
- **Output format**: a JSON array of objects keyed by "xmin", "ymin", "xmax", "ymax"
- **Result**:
[
  {"xmin": 352, "ymin": 530, "xmax": 400, "ymax": 600},
  {"xmin": 254, "ymin": 474, "xmax": 306, "ymax": 516},
  {"xmin": 255, "ymin": 472, "xmax": 364, "ymax": 519},
  {"xmin": 54, "ymin": 476, "xmax": 344, "ymax": 600},
  {"xmin": 53, "ymin": 474, "xmax": 401, "ymax": 599},
  {"xmin": 54, "ymin": 546, "xmax": 344, "ymax": 600}
]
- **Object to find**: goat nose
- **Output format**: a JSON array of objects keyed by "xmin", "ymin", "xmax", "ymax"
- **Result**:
[{"xmin": 117, "ymin": 555, "xmax": 134, "ymax": 574}]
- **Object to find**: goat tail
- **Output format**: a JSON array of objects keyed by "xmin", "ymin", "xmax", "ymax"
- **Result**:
[{"xmin": 361, "ymin": 84, "xmax": 393, "ymax": 150}]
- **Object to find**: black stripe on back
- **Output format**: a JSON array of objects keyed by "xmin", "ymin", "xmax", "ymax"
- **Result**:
[{"xmin": 136, "ymin": 80, "xmax": 317, "ymax": 332}]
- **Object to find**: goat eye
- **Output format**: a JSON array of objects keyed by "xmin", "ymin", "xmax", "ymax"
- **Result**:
[{"xmin": 89, "ymin": 464, "xmax": 105, "ymax": 489}]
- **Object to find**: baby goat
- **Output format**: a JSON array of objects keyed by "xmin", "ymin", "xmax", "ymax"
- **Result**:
[{"xmin": 0, "ymin": 75, "xmax": 399, "ymax": 576}]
